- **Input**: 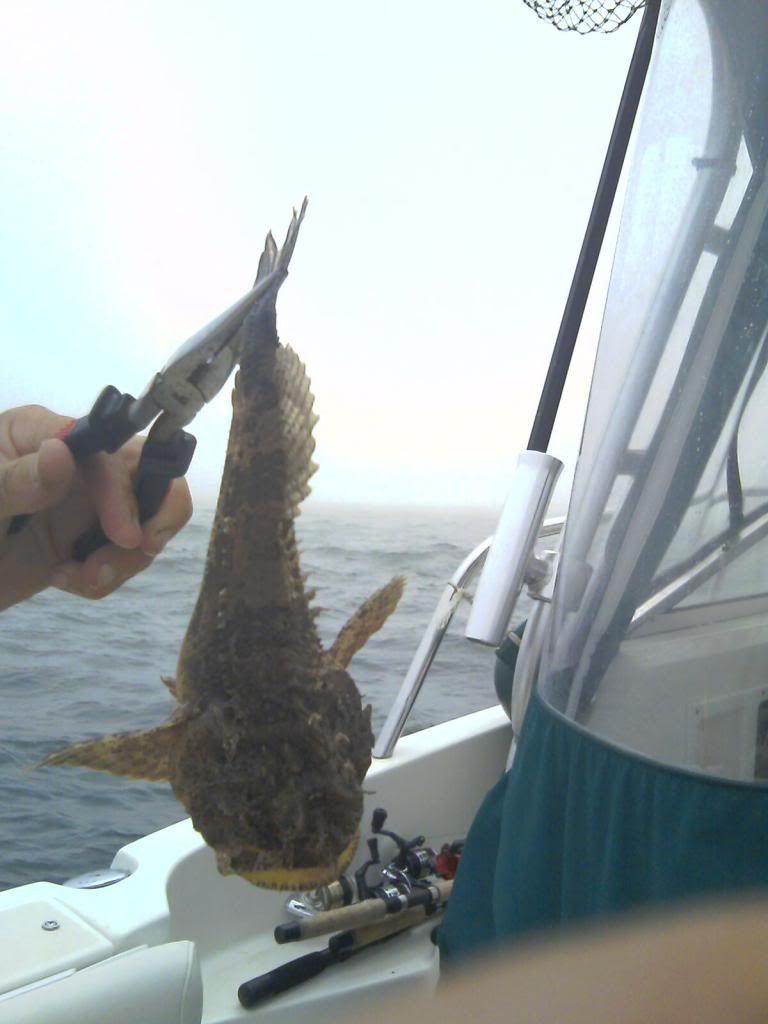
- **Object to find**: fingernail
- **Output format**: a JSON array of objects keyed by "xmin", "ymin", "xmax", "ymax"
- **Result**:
[
  {"xmin": 50, "ymin": 568, "xmax": 71, "ymax": 591},
  {"xmin": 95, "ymin": 564, "xmax": 116, "ymax": 590}
]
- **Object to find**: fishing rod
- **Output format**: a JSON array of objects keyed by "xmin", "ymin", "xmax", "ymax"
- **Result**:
[
  {"xmin": 275, "ymin": 876, "xmax": 452, "ymax": 944},
  {"xmin": 238, "ymin": 905, "xmax": 434, "ymax": 1009}
]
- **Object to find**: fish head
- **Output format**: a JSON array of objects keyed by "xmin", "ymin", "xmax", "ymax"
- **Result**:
[
  {"xmin": 171, "ymin": 690, "xmax": 371, "ymax": 891},
  {"xmin": 217, "ymin": 831, "xmax": 361, "ymax": 891}
]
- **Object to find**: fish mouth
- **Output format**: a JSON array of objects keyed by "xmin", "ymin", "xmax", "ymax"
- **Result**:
[{"xmin": 237, "ymin": 831, "xmax": 360, "ymax": 891}]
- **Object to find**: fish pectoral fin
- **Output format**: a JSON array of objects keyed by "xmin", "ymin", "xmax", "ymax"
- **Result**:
[
  {"xmin": 39, "ymin": 718, "xmax": 185, "ymax": 781},
  {"xmin": 329, "ymin": 576, "xmax": 406, "ymax": 669}
]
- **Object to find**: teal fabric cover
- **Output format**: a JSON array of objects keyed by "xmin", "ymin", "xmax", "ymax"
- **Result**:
[{"xmin": 439, "ymin": 691, "xmax": 768, "ymax": 962}]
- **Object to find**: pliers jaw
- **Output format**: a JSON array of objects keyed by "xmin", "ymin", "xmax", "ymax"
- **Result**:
[
  {"xmin": 134, "ymin": 272, "xmax": 277, "ymax": 437},
  {"xmin": 137, "ymin": 196, "xmax": 308, "ymax": 439}
]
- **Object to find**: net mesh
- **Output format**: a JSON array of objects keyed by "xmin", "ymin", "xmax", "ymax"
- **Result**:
[{"xmin": 522, "ymin": 0, "xmax": 646, "ymax": 33}]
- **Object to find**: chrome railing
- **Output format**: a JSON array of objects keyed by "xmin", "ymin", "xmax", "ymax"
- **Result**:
[{"xmin": 372, "ymin": 516, "xmax": 564, "ymax": 758}]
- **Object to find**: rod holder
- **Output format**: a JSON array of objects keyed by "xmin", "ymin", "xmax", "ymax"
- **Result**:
[{"xmin": 465, "ymin": 451, "xmax": 562, "ymax": 647}]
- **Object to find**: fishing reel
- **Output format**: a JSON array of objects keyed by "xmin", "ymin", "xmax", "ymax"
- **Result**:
[
  {"xmin": 265, "ymin": 808, "xmax": 462, "ymax": 1005},
  {"xmin": 292, "ymin": 807, "xmax": 459, "ymax": 916}
]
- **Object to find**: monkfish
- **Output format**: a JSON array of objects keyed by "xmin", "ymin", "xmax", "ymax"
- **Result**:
[{"xmin": 43, "ymin": 202, "xmax": 405, "ymax": 889}]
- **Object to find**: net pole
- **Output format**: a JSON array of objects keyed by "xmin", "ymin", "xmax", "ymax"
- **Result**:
[{"xmin": 526, "ymin": 0, "xmax": 662, "ymax": 453}]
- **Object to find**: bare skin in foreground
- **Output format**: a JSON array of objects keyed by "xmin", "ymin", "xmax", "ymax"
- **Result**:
[{"xmin": 354, "ymin": 897, "xmax": 768, "ymax": 1024}]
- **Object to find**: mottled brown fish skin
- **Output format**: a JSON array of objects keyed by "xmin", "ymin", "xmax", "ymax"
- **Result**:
[
  {"xmin": 40, "ymin": 207, "xmax": 405, "ymax": 888},
  {"xmin": 172, "ymin": 306, "xmax": 369, "ymax": 876}
]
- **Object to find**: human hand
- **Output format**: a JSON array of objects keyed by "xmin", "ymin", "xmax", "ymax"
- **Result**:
[{"xmin": 0, "ymin": 404, "xmax": 193, "ymax": 610}]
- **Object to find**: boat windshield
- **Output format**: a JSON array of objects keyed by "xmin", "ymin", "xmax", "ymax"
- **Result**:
[{"xmin": 538, "ymin": 0, "xmax": 768, "ymax": 782}]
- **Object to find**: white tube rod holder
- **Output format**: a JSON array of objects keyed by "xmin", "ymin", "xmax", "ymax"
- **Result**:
[{"xmin": 465, "ymin": 450, "xmax": 563, "ymax": 647}]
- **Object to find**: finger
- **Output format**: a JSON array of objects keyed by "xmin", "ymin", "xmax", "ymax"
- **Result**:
[
  {"xmin": 49, "ymin": 544, "xmax": 156, "ymax": 600},
  {"xmin": 47, "ymin": 477, "xmax": 192, "ymax": 598},
  {"xmin": 82, "ymin": 448, "xmax": 142, "ymax": 551},
  {"xmin": 0, "ymin": 405, "xmax": 75, "ymax": 457},
  {"xmin": 140, "ymin": 477, "xmax": 194, "ymax": 556},
  {"xmin": 0, "ymin": 439, "xmax": 76, "ymax": 518}
]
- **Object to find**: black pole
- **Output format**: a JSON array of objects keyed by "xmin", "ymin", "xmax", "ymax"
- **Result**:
[{"xmin": 526, "ymin": 0, "xmax": 662, "ymax": 453}]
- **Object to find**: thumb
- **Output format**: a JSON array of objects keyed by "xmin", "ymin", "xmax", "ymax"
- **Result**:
[{"xmin": 0, "ymin": 439, "xmax": 76, "ymax": 519}]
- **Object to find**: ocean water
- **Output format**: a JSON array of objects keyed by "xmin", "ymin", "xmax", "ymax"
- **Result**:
[{"xmin": 0, "ymin": 503, "xmax": 504, "ymax": 891}]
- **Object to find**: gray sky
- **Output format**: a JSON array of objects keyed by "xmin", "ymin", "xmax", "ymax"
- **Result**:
[{"xmin": 0, "ymin": 1, "xmax": 638, "ymax": 509}]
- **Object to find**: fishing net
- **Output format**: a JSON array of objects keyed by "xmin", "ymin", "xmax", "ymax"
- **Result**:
[{"xmin": 523, "ymin": 0, "xmax": 646, "ymax": 33}]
